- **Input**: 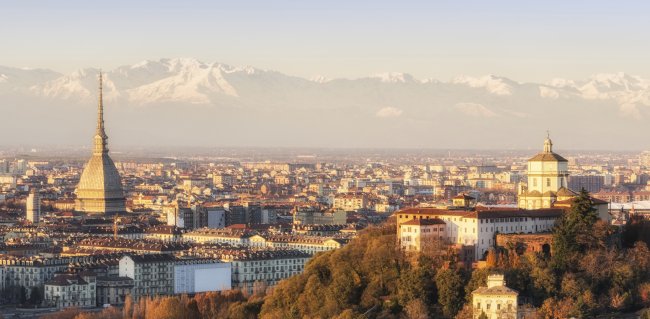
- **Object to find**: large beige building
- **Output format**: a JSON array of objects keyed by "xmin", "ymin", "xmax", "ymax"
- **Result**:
[
  {"xmin": 518, "ymin": 135, "xmax": 575, "ymax": 210},
  {"xmin": 472, "ymin": 274, "xmax": 519, "ymax": 319},
  {"xmin": 75, "ymin": 73, "xmax": 126, "ymax": 215}
]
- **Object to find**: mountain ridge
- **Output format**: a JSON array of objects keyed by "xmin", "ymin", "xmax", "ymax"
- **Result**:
[{"xmin": 1, "ymin": 58, "xmax": 650, "ymax": 149}]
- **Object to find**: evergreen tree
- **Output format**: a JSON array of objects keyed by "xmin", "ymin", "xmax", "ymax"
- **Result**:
[
  {"xmin": 552, "ymin": 188, "xmax": 598, "ymax": 270},
  {"xmin": 435, "ymin": 268, "xmax": 466, "ymax": 318}
]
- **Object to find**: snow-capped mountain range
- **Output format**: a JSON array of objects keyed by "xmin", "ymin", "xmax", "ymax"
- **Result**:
[{"xmin": 1, "ymin": 58, "xmax": 649, "ymax": 149}]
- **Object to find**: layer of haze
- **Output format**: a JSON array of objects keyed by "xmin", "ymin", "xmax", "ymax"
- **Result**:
[{"xmin": 2, "ymin": 0, "xmax": 650, "ymax": 82}]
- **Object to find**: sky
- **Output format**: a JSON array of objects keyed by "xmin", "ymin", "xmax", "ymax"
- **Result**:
[{"xmin": 2, "ymin": 0, "xmax": 650, "ymax": 82}]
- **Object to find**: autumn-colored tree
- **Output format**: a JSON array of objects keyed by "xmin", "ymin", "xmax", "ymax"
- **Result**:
[
  {"xmin": 74, "ymin": 307, "xmax": 122, "ymax": 319},
  {"xmin": 260, "ymin": 225, "xmax": 401, "ymax": 318},
  {"xmin": 123, "ymin": 294, "xmax": 134, "ymax": 318},
  {"xmin": 639, "ymin": 282, "xmax": 650, "ymax": 307},
  {"xmin": 537, "ymin": 297, "xmax": 579, "ymax": 319},
  {"xmin": 404, "ymin": 298, "xmax": 429, "ymax": 319},
  {"xmin": 39, "ymin": 308, "xmax": 82, "ymax": 319},
  {"xmin": 485, "ymin": 248, "xmax": 498, "ymax": 268},
  {"xmin": 453, "ymin": 303, "xmax": 474, "ymax": 319}
]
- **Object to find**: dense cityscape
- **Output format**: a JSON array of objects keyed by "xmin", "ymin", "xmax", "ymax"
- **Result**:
[
  {"xmin": 0, "ymin": 74, "xmax": 647, "ymax": 318},
  {"xmin": 4, "ymin": 1, "xmax": 650, "ymax": 319}
]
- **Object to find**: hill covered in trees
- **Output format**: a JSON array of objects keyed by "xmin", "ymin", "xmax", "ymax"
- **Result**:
[{"xmin": 43, "ymin": 190, "xmax": 650, "ymax": 319}]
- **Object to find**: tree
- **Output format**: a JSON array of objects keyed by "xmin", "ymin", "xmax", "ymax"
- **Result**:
[
  {"xmin": 485, "ymin": 249, "xmax": 498, "ymax": 268},
  {"xmin": 464, "ymin": 269, "xmax": 488, "ymax": 302},
  {"xmin": 454, "ymin": 303, "xmax": 474, "ymax": 319},
  {"xmin": 123, "ymin": 294, "xmax": 134, "ymax": 318},
  {"xmin": 397, "ymin": 266, "xmax": 436, "ymax": 307},
  {"xmin": 639, "ymin": 282, "xmax": 650, "ymax": 307},
  {"xmin": 28, "ymin": 286, "xmax": 42, "ymax": 305},
  {"xmin": 537, "ymin": 297, "xmax": 579, "ymax": 319},
  {"xmin": 552, "ymin": 188, "xmax": 598, "ymax": 270},
  {"xmin": 435, "ymin": 268, "xmax": 466, "ymax": 318},
  {"xmin": 404, "ymin": 298, "xmax": 429, "ymax": 319}
]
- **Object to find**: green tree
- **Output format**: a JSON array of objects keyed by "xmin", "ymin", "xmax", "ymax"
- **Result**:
[
  {"xmin": 397, "ymin": 266, "xmax": 436, "ymax": 307},
  {"xmin": 552, "ymin": 188, "xmax": 598, "ymax": 270},
  {"xmin": 464, "ymin": 269, "xmax": 488, "ymax": 302},
  {"xmin": 435, "ymin": 268, "xmax": 466, "ymax": 318}
]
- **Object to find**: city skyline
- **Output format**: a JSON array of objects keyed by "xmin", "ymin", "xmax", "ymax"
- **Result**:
[{"xmin": 3, "ymin": 2, "xmax": 650, "ymax": 318}]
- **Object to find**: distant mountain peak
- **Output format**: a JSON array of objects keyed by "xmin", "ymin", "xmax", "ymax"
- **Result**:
[
  {"xmin": 1, "ymin": 58, "xmax": 649, "ymax": 121},
  {"xmin": 368, "ymin": 72, "xmax": 416, "ymax": 83}
]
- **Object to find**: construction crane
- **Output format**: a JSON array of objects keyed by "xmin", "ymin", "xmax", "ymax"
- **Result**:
[{"xmin": 113, "ymin": 213, "xmax": 119, "ymax": 240}]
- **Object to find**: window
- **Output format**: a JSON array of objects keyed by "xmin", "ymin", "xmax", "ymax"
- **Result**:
[
  {"xmin": 533, "ymin": 178, "xmax": 537, "ymax": 187},
  {"xmin": 546, "ymin": 178, "xmax": 551, "ymax": 187}
]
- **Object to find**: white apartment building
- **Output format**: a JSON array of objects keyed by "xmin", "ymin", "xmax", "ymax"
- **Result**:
[
  {"xmin": 221, "ymin": 251, "xmax": 310, "ymax": 294},
  {"xmin": 0, "ymin": 256, "xmax": 97, "ymax": 295},
  {"xmin": 44, "ymin": 273, "xmax": 97, "ymax": 309},
  {"xmin": 173, "ymin": 258, "xmax": 231, "ymax": 294},
  {"xmin": 119, "ymin": 254, "xmax": 175, "ymax": 300}
]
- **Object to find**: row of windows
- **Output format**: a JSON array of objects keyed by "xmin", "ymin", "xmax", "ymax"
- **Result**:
[{"xmin": 476, "ymin": 301, "xmax": 514, "ymax": 311}]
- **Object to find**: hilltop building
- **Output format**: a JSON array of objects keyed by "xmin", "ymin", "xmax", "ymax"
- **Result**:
[
  {"xmin": 472, "ymin": 274, "xmax": 519, "ymax": 319},
  {"xmin": 517, "ymin": 135, "xmax": 574, "ymax": 210},
  {"xmin": 75, "ymin": 73, "xmax": 126, "ymax": 215},
  {"xmin": 395, "ymin": 135, "xmax": 610, "ymax": 261}
]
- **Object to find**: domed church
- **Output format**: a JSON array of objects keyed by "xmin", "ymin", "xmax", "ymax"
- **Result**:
[
  {"xmin": 74, "ymin": 73, "xmax": 126, "ymax": 215},
  {"xmin": 517, "ymin": 134, "xmax": 577, "ymax": 210}
]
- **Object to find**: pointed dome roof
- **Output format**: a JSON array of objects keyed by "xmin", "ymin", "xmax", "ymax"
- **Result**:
[{"xmin": 75, "ymin": 72, "xmax": 125, "ymax": 214}]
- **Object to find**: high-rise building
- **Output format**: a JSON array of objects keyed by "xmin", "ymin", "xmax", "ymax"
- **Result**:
[
  {"xmin": 26, "ymin": 190, "xmax": 40, "ymax": 224},
  {"xmin": 568, "ymin": 175, "xmax": 605, "ymax": 193},
  {"xmin": 75, "ymin": 73, "xmax": 126, "ymax": 215}
]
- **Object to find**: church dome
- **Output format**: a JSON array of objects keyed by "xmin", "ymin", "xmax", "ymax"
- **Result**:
[
  {"xmin": 528, "ymin": 133, "xmax": 568, "ymax": 162},
  {"xmin": 76, "ymin": 154, "xmax": 124, "ymax": 200}
]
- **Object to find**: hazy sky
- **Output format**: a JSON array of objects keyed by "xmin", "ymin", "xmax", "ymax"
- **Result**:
[{"xmin": 2, "ymin": 0, "xmax": 650, "ymax": 82}]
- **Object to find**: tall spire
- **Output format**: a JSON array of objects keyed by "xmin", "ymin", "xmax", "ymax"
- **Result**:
[
  {"xmin": 97, "ymin": 71, "xmax": 106, "ymax": 137},
  {"xmin": 94, "ymin": 71, "xmax": 108, "ymax": 154}
]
